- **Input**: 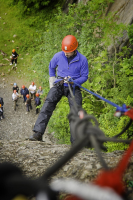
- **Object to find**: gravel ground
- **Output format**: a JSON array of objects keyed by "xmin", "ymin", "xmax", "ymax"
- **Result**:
[{"xmin": 0, "ymin": 75, "xmax": 53, "ymax": 143}]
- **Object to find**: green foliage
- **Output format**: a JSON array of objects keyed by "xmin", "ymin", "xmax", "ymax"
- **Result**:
[
  {"xmin": 10, "ymin": 0, "xmax": 62, "ymax": 15},
  {"xmin": 128, "ymin": 24, "xmax": 133, "ymax": 45},
  {"xmin": 48, "ymin": 97, "xmax": 71, "ymax": 144},
  {"xmin": 128, "ymin": 181, "xmax": 133, "ymax": 188},
  {"xmin": 120, "ymin": 56, "xmax": 133, "ymax": 79}
]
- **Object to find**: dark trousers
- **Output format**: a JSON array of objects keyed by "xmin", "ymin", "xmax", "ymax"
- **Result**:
[
  {"xmin": 0, "ymin": 112, "xmax": 3, "ymax": 119},
  {"xmin": 26, "ymin": 104, "xmax": 32, "ymax": 112},
  {"xmin": 30, "ymin": 93, "xmax": 36, "ymax": 100},
  {"xmin": 23, "ymin": 95, "xmax": 27, "ymax": 102},
  {"xmin": 11, "ymin": 58, "xmax": 17, "ymax": 64},
  {"xmin": 13, "ymin": 100, "xmax": 17, "ymax": 110},
  {"xmin": 36, "ymin": 107, "xmax": 40, "ymax": 114},
  {"xmin": 33, "ymin": 84, "xmax": 82, "ymax": 143}
]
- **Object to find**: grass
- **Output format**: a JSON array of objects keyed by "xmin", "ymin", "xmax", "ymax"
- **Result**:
[{"xmin": 0, "ymin": 0, "xmax": 44, "ymax": 86}]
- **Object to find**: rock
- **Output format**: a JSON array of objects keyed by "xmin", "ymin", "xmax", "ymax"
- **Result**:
[{"xmin": 0, "ymin": 63, "xmax": 6, "ymax": 66}]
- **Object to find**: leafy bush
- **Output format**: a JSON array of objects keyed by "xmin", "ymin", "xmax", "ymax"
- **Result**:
[
  {"xmin": 48, "ymin": 97, "xmax": 71, "ymax": 144},
  {"xmin": 10, "ymin": 0, "xmax": 63, "ymax": 14},
  {"xmin": 128, "ymin": 24, "xmax": 133, "ymax": 45}
]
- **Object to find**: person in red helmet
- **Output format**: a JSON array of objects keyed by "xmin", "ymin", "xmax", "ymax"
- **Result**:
[
  {"xmin": 20, "ymin": 85, "xmax": 29, "ymax": 103},
  {"xmin": 12, "ymin": 90, "xmax": 19, "ymax": 111},
  {"xmin": 25, "ymin": 94, "xmax": 32, "ymax": 113},
  {"xmin": 29, "ymin": 82, "xmax": 36, "ymax": 100},
  {"xmin": 35, "ymin": 93, "xmax": 41, "ymax": 114},
  {"xmin": 10, "ymin": 49, "xmax": 19, "ymax": 66},
  {"xmin": 37, "ymin": 86, "xmax": 43, "ymax": 96},
  {"xmin": 29, "ymin": 35, "xmax": 89, "ymax": 142}
]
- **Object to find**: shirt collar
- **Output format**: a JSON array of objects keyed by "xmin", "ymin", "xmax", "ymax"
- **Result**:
[{"xmin": 62, "ymin": 50, "xmax": 79, "ymax": 62}]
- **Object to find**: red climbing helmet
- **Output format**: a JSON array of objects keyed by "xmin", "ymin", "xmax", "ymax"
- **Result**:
[
  {"xmin": 12, "ymin": 49, "xmax": 15, "ymax": 53},
  {"xmin": 22, "ymin": 85, "xmax": 25, "ymax": 89},
  {"xmin": 26, "ymin": 94, "xmax": 29, "ymax": 98},
  {"xmin": 32, "ymin": 82, "xmax": 35, "ymax": 86},
  {"xmin": 62, "ymin": 35, "xmax": 78, "ymax": 53},
  {"xmin": 36, "ymin": 93, "xmax": 39, "ymax": 97}
]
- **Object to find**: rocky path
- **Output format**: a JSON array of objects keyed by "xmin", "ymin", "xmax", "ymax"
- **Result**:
[{"xmin": 0, "ymin": 75, "xmax": 52, "ymax": 143}]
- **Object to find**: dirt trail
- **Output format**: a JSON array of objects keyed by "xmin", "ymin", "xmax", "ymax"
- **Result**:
[{"xmin": 0, "ymin": 75, "xmax": 52, "ymax": 143}]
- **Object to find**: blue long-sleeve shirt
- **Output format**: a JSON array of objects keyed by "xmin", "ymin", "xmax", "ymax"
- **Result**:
[
  {"xmin": 35, "ymin": 97, "xmax": 41, "ymax": 106},
  {"xmin": 20, "ymin": 88, "xmax": 29, "ymax": 96},
  {"xmin": 49, "ymin": 50, "xmax": 89, "ymax": 86}
]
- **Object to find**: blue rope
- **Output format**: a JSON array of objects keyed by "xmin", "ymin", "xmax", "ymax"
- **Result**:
[{"xmin": 68, "ymin": 78, "xmax": 128, "ymax": 113}]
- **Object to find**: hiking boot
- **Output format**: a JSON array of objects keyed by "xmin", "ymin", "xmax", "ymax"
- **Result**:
[{"xmin": 29, "ymin": 132, "xmax": 42, "ymax": 141}]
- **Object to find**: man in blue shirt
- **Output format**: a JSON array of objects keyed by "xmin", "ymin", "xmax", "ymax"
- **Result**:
[
  {"xmin": 20, "ymin": 85, "xmax": 29, "ymax": 103},
  {"xmin": 29, "ymin": 35, "xmax": 89, "ymax": 143}
]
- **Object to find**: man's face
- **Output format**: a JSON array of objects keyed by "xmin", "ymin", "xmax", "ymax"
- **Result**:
[{"xmin": 64, "ymin": 51, "xmax": 75, "ymax": 58}]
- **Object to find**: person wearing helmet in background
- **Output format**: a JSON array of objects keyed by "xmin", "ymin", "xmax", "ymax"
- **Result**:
[
  {"xmin": 29, "ymin": 82, "xmax": 36, "ymax": 100},
  {"xmin": 12, "ymin": 83, "xmax": 19, "ymax": 93},
  {"xmin": 35, "ymin": 93, "xmax": 41, "ymax": 114},
  {"xmin": 25, "ymin": 94, "xmax": 32, "ymax": 113},
  {"xmin": 37, "ymin": 86, "xmax": 43, "ymax": 96},
  {"xmin": 20, "ymin": 85, "xmax": 29, "ymax": 103},
  {"xmin": 10, "ymin": 49, "xmax": 19, "ymax": 66},
  {"xmin": 0, "ymin": 104, "xmax": 4, "ymax": 120},
  {"xmin": 29, "ymin": 35, "xmax": 89, "ymax": 142},
  {"xmin": 0, "ymin": 97, "xmax": 4, "ymax": 112},
  {"xmin": 12, "ymin": 90, "xmax": 19, "ymax": 111}
]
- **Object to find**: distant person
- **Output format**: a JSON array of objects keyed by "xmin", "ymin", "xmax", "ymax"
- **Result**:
[
  {"xmin": 12, "ymin": 90, "xmax": 19, "ymax": 111},
  {"xmin": 29, "ymin": 82, "xmax": 36, "ymax": 100},
  {"xmin": 12, "ymin": 83, "xmax": 19, "ymax": 93},
  {"xmin": 20, "ymin": 85, "xmax": 29, "ymax": 103},
  {"xmin": 10, "ymin": 49, "xmax": 19, "ymax": 66},
  {"xmin": 35, "ymin": 93, "xmax": 41, "ymax": 114},
  {"xmin": 0, "ymin": 104, "xmax": 4, "ymax": 120},
  {"xmin": 37, "ymin": 86, "xmax": 43, "ymax": 96},
  {"xmin": 0, "ymin": 97, "xmax": 4, "ymax": 111},
  {"xmin": 25, "ymin": 94, "xmax": 32, "ymax": 113}
]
